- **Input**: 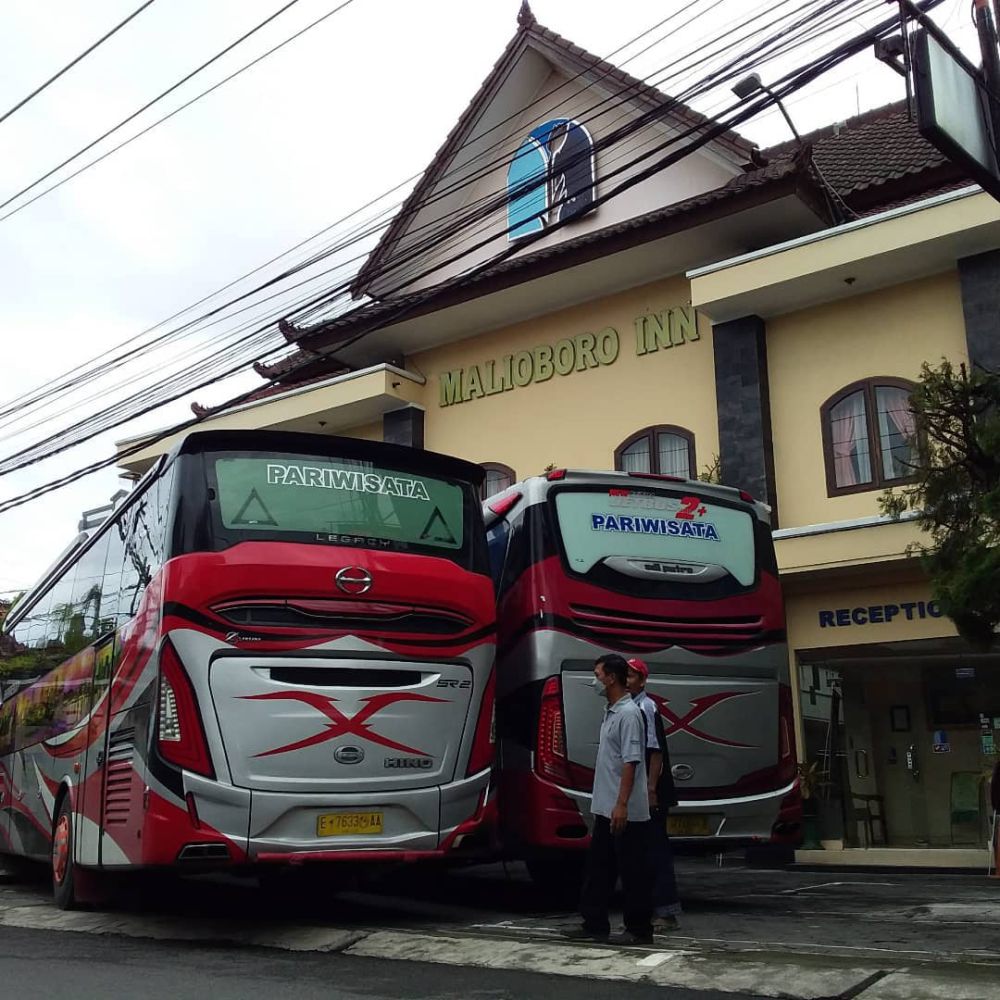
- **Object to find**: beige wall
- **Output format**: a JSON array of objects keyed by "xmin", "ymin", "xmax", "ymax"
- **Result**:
[
  {"xmin": 776, "ymin": 520, "xmax": 926, "ymax": 577},
  {"xmin": 341, "ymin": 420, "xmax": 383, "ymax": 442},
  {"xmin": 767, "ymin": 271, "xmax": 968, "ymax": 529},
  {"xmin": 413, "ymin": 274, "xmax": 719, "ymax": 478}
]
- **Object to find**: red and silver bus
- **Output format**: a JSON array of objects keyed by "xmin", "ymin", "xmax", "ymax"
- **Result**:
[
  {"xmin": 0, "ymin": 431, "xmax": 496, "ymax": 908},
  {"xmin": 484, "ymin": 470, "xmax": 798, "ymax": 884}
]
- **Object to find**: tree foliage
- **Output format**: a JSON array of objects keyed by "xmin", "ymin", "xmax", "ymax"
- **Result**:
[
  {"xmin": 699, "ymin": 453, "xmax": 723, "ymax": 485},
  {"xmin": 880, "ymin": 360, "xmax": 1000, "ymax": 649}
]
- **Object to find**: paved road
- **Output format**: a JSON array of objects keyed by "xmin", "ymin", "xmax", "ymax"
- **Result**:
[
  {"xmin": 1, "ymin": 925, "xmax": 759, "ymax": 1000},
  {"xmin": 2, "ymin": 856, "xmax": 999, "ymax": 998}
]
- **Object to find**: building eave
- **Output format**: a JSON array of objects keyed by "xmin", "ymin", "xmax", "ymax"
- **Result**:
[{"xmin": 688, "ymin": 184, "xmax": 994, "ymax": 322}]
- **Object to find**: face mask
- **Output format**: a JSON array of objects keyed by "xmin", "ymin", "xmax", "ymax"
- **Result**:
[{"xmin": 591, "ymin": 677, "xmax": 607, "ymax": 698}]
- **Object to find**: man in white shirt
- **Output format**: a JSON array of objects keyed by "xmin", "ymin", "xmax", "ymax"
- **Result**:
[{"xmin": 565, "ymin": 653, "xmax": 653, "ymax": 945}]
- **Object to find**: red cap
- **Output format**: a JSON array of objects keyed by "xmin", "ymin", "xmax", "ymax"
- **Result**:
[{"xmin": 626, "ymin": 657, "xmax": 648, "ymax": 679}]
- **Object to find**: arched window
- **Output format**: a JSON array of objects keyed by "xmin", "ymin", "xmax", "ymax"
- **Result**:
[
  {"xmin": 820, "ymin": 378, "xmax": 918, "ymax": 495},
  {"xmin": 614, "ymin": 426, "xmax": 695, "ymax": 480},
  {"xmin": 480, "ymin": 463, "xmax": 516, "ymax": 500},
  {"xmin": 507, "ymin": 118, "xmax": 595, "ymax": 241}
]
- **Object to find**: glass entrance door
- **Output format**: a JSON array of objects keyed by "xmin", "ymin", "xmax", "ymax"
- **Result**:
[{"xmin": 800, "ymin": 646, "xmax": 1000, "ymax": 851}]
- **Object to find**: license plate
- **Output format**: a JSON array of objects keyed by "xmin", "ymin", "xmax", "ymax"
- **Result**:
[
  {"xmin": 667, "ymin": 814, "xmax": 711, "ymax": 837},
  {"xmin": 317, "ymin": 811, "xmax": 384, "ymax": 837}
]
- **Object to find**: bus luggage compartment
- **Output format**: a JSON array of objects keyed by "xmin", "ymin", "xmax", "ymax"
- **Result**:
[
  {"xmin": 209, "ymin": 653, "xmax": 474, "ymax": 794},
  {"xmin": 561, "ymin": 666, "xmax": 779, "ymax": 793}
]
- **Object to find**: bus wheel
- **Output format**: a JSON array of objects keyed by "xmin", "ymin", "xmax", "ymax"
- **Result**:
[{"xmin": 52, "ymin": 800, "xmax": 79, "ymax": 910}]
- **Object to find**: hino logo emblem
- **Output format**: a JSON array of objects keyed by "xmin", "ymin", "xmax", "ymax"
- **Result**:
[
  {"xmin": 335, "ymin": 566, "xmax": 372, "ymax": 595},
  {"xmin": 334, "ymin": 745, "xmax": 365, "ymax": 765},
  {"xmin": 672, "ymin": 763, "xmax": 695, "ymax": 782}
]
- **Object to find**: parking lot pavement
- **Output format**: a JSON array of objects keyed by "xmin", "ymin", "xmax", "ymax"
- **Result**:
[{"xmin": 2, "ymin": 855, "xmax": 999, "ymax": 998}]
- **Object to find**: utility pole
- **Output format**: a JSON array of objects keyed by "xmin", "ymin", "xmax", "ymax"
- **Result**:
[{"xmin": 974, "ymin": 0, "xmax": 1000, "ymax": 148}]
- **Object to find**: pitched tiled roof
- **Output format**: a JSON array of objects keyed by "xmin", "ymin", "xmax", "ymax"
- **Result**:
[
  {"xmin": 351, "ymin": 1, "xmax": 754, "ymax": 298},
  {"xmin": 287, "ymin": 148, "xmax": 819, "ymax": 355},
  {"xmin": 254, "ymin": 348, "xmax": 326, "ymax": 380},
  {"xmin": 763, "ymin": 100, "xmax": 966, "ymax": 209}
]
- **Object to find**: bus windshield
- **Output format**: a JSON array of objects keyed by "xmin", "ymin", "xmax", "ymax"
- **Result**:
[
  {"xmin": 552, "ymin": 486, "xmax": 756, "ymax": 586},
  {"xmin": 208, "ymin": 451, "xmax": 469, "ymax": 557}
]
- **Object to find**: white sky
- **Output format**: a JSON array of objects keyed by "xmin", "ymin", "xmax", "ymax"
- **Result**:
[{"xmin": 0, "ymin": 0, "xmax": 982, "ymax": 595}]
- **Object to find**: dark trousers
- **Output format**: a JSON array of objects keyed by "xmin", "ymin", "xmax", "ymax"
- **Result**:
[
  {"xmin": 579, "ymin": 816, "xmax": 652, "ymax": 936},
  {"xmin": 649, "ymin": 805, "xmax": 681, "ymax": 916}
]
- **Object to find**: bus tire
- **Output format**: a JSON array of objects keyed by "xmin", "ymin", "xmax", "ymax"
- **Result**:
[{"xmin": 51, "ymin": 798, "xmax": 79, "ymax": 910}]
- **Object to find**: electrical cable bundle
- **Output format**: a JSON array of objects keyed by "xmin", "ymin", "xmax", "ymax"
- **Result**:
[
  {"xmin": 0, "ymin": 0, "xmax": 946, "ymax": 515},
  {"xmin": 0, "ymin": 0, "xmax": 888, "ymax": 450}
]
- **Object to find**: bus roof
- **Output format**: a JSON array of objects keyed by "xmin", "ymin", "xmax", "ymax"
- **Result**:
[
  {"xmin": 488, "ymin": 469, "xmax": 772, "ymax": 523},
  {"xmin": 168, "ymin": 430, "xmax": 486, "ymax": 487}
]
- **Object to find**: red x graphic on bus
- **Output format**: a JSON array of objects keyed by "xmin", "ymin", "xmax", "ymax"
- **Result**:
[
  {"xmin": 241, "ymin": 691, "xmax": 447, "ymax": 758},
  {"xmin": 648, "ymin": 692, "xmax": 756, "ymax": 748}
]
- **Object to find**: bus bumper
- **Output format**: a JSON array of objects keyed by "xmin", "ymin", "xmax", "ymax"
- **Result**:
[
  {"xmin": 179, "ymin": 768, "xmax": 494, "ymax": 865},
  {"xmin": 560, "ymin": 779, "xmax": 800, "ymax": 848}
]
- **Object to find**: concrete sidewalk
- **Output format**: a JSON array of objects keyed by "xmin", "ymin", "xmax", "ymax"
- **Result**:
[
  {"xmin": 3, "ymin": 856, "xmax": 999, "ymax": 998},
  {"xmin": 0, "ymin": 893, "xmax": 997, "ymax": 999}
]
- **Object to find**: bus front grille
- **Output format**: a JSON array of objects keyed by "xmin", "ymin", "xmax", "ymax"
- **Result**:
[
  {"xmin": 212, "ymin": 597, "xmax": 473, "ymax": 635},
  {"xmin": 568, "ymin": 604, "xmax": 766, "ymax": 652}
]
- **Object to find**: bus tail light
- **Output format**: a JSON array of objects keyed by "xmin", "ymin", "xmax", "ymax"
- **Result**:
[
  {"xmin": 739, "ymin": 489, "xmax": 756, "ymax": 504},
  {"xmin": 777, "ymin": 682, "xmax": 796, "ymax": 786},
  {"xmin": 466, "ymin": 669, "xmax": 496, "ymax": 776},
  {"xmin": 546, "ymin": 468, "xmax": 566, "ymax": 480},
  {"xmin": 157, "ymin": 641, "xmax": 214, "ymax": 778},
  {"xmin": 487, "ymin": 492, "xmax": 522, "ymax": 518},
  {"xmin": 535, "ymin": 676, "xmax": 594, "ymax": 791}
]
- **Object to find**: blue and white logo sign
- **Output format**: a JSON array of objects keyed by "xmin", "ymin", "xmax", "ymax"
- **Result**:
[
  {"xmin": 590, "ymin": 512, "xmax": 721, "ymax": 541},
  {"xmin": 507, "ymin": 118, "xmax": 596, "ymax": 240}
]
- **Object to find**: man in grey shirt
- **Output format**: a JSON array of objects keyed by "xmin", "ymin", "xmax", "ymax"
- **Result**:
[{"xmin": 566, "ymin": 653, "xmax": 653, "ymax": 945}]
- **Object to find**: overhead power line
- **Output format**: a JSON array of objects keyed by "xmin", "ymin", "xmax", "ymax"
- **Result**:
[
  {"xmin": 0, "ymin": 0, "xmax": 361, "ymax": 227},
  {"xmin": 5, "ymin": 0, "xmax": 828, "ymax": 445},
  {"xmin": 0, "ymin": 0, "xmax": 943, "ymax": 517},
  {"xmin": 0, "ymin": 0, "xmax": 158, "ymax": 127},
  {"xmin": 0, "ymin": 0, "xmax": 665, "ymax": 229},
  {"xmin": 0, "ymin": 0, "xmax": 893, "ymax": 476},
  {"xmin": 0, "ymin": 0, "xmax": 741, "ymax": 424},
  {"xmin": 0, "ymin": 0, "xmax": 314, "ymax": 218},
  {"xmin": 0, "ymin": 0, "xmax": 821, "ymax": 435}
]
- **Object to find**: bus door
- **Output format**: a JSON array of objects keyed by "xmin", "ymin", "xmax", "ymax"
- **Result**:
[
  {"xmin": 75, "ymin": 636, "xmax": 114, "ymax": 867},
  {"xmin": 96, "ymin": 630, "xmax": 152, "ymax": 868},
  {"xmin": 96, "ymin": 478, "xmax": 163, "ymax": 867}
]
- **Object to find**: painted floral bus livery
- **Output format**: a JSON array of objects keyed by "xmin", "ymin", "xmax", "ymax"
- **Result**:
[
  {"xmin": 0, "ymin": 431, "xmax": 496, "ymax": 908},
  {"xmin": 483, "ymin": 470, "xmax": 798, "ymax": 882}
]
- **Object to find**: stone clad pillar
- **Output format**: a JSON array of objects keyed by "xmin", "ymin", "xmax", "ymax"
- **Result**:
[
  {"xmin": 712, "ymin": 314, "xmax": 778, "ymax": 523},
  {"xmin": 958, "ymin": 250, "xmax": 1000, "ymax": 371},
  {"xmin": 383, "ymin": 406, "xmax": 425, "ymax": 449}
]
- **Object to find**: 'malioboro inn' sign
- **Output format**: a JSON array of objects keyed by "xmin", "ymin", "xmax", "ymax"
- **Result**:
[{"xmin": 439, "ymin": 304, "xmax": 700, "ymax": 406}]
